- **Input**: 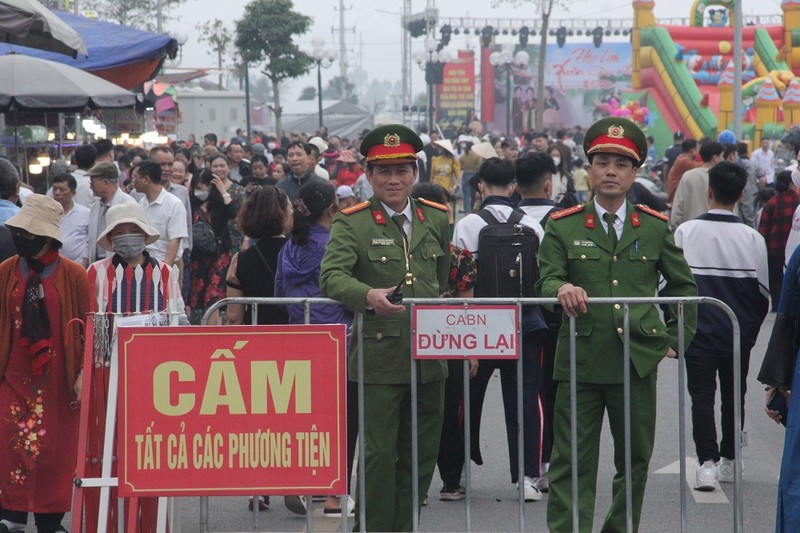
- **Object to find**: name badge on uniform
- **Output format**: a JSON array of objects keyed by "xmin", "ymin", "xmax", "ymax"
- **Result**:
[
  {"xmin": 372, "ymin": 238, "xmax": 396, "ymax": 246},
  {"xmin": 573, "ymin": 240, "xmax": 596, "ymax": 247}
]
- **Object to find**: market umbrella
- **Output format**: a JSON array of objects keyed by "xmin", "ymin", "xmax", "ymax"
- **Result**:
[
  {"xmin": 0, "ymin": 0, "xmax": 86, "ymax": 57},
  {"xmin": 0, "ymin": 53, "xmax": 135, "ymax": 112}
]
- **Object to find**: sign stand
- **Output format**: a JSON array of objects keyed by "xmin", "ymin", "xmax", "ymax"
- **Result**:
[{"xmin": 71, "ymin": 314, "xmax": 171, "ymax": 533}]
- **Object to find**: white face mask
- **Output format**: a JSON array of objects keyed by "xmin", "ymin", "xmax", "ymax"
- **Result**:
[
  {"xmin": 195, "ymin": 190, "xmax": 210, "ymax": 201},
  {"xmin": 112, "ymin": 233, "xmax": 146, "ymax": 262},
  {"xmin": 552, "ymin": 157, "xmax": 561, "ymax": 167},
  {"xmin": 267, "ymin": 142, "xmax": 277, "ymax": 150}
]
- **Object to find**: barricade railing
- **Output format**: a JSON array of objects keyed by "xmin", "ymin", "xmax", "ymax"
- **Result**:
[{"xmin": 198, "ymin": 295, "xmax": 742, "ymax": 533}]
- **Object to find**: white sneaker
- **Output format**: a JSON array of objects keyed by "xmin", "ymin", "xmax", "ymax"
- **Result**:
[
  {"xmin": 695, "ymin": 460, "xmax": 718, "ymax": 491},
  {"xmin": 521, "ymin": 476, "xmax": 543, "ymax": 501},
  {"xmin": 717, "ymin": 457, "xmax": 734, "ymax": 483}
]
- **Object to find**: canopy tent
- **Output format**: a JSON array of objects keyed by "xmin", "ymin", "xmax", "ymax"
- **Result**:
[
  {"xmin": 0, "ymin": 54, "xmax": 135, "ymax": 112},
  {"xmin": 280, "ymin": 100, "xmax": 373, "ymax": 139},
  {"xmin": 0, "ymin": 11, "xmax": 177, "ymax": 89}
]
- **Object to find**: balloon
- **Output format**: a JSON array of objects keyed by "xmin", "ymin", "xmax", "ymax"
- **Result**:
[{"xmin": 719, "ymin": 41, "xmax": 732, "ymax": 54}]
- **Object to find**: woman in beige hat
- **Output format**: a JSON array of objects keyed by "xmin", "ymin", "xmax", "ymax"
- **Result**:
[
  {"xmin": 0, "ymin": 194, "xmax": 90, "ymax": 533},
  {"xmin": 431, "ymin": 139, "xmax": 462, "ymax": 225},
  {"xmin": 87, "ymin": 203, "xmax": 187, "ymax": 322}
]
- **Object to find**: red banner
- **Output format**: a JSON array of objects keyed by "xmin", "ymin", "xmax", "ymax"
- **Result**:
[
  {"xmin": 436, "ymin": 50, "xmax": 476, "ymax": 123},
  {"xmin": 117, "ymin": 325, "xmax": 348, "ymax": 497}
]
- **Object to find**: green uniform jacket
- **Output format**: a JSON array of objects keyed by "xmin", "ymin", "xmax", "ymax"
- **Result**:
[
  {"xmin": 536, "ymin": 200, "xmax": 698, "ymax": 384},
  {"xmin": 320, "ymin": 196, "xmax": 450, "ymax": 385}
]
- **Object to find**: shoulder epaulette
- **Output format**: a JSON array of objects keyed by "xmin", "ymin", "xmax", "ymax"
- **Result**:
[
  {"xmin": 548, "ymin": 203, "xmax": 584, "ymax": 220},
  {"xmin": 417, "ymin": 197, "xmax": 448, "ymax": 212},
  {"xmin": 341, "ymin": 201, "xmax": 370, "ymax": 215},
  {"xmin": 636, "ymin": 204, "xmax": 669, "ymax": 221}
]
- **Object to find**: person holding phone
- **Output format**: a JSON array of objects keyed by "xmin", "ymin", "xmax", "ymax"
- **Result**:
[{"xmin": 760, "ymin": 243, "xmax": 800, "ymax": 530}]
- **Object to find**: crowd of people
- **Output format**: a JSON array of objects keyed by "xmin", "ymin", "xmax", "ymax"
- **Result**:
[{"xmin": 1, "ymin": 114, "xmax": 800, "ymax": 532}]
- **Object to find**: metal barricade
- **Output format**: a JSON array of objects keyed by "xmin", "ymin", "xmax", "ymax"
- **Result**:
[{"xmin": 198, "ymin": 295, "xmax": 743, "ymax": 533}]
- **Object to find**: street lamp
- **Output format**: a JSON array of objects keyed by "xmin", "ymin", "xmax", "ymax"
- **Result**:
[
  {"xmin": 489, "ymin": 43, "xmax": 530, "ymax": 137},
  {"xmin": 413, "ymin": 38, "xmax": 451, "ymax": 135},
  {"xmin": 311, "ymin": 38, "xmax": 337, "ymax": 129}
]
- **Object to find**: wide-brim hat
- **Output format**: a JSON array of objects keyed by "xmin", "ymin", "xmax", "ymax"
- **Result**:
[
  {"xmin": 433, "ymin": 139, "xmax": 458, "ymax": 158},
  {"xmin": 471, "ymin": 141, "xmax": 499, "ymax": 160},
  {"xmin": 583, "ymin": 117, "xmax": 647, "ymax": 167},
  {"xmin": 96, "ymin": 203, "xmax": 160, "ymax": 252},
  {"xmin": 360, "ymin": 124, "xmax": 424, "ymax": 164},
  {"xmin": 5, "ymin": 193, "xmax": 63, "ymax": 244}
]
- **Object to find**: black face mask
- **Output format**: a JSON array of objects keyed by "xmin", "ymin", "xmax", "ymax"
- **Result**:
[{"xmin": 11, "ymin": 233, "xmax": 49, "ymax": 258}]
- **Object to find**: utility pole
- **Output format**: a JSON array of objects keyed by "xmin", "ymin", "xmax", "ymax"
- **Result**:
[
  {"xmin": 402, "ymin": 0, "xmax": 411, "ymax": 108},
  {"xmin": 156, "ymin": 0, "xmax": 163, "ymax": 34},
  {"xmin": 332, "ymin": 0, "xmax": 355, "ymax": 101}
]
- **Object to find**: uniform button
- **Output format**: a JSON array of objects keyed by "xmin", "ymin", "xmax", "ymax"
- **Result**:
[
  {"xmin": 612, "ymin": 280, "xmax": 619, "ymax": 286},
  {"xmin": 617, "ymin": 327, "xmax": 623, "ymax": 334},
  {"xmin": 652, "ymin": 328, "xmax": 658, "ymax": 334},
  {"xmin": 381, "ymin": 256, "xmax": 387, "ymax": 263},
  {"xmin": 642, "ymin": 256, "xmax": 647, "ymax": 261},
  {"xmin": 408, "ymin": 254, "xmax": 413, "ymax": 259},
  {"xmin": 614, "ymin": 304, "xmax": 621, "ymax": 310},
  {"xmin": 376, "ymin": 333, "xmax": 383, "ymax": 341},
  {"xmin": 613, "ymin": 256, "xmax": 618, "ymax": 262}
]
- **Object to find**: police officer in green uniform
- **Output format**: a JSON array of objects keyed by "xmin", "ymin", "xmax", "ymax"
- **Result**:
[
  {"xmin": 536, "ymin": 117, "xmax": 697, "ymax": 532},
  {"xmin": 320, "ymin": 124, "xmax": 450, "ymax": 532}
]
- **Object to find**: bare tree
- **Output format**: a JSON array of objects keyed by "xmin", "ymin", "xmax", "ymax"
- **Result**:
[
  {"xmin": 493, "ymin": 0, "xmax": 581, "ymax": 131},
  {"xmin": 196, "ymin": 19, "xmax": 231, "ymax": 90},
  {"xmin": 84, "ymin": 0, "xmax": 185, "ymax": 31}
]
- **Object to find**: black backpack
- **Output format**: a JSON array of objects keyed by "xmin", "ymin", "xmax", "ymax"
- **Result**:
[{"xmin": 474, "ymin": 208, "xmax": 540, "ymax": 298}]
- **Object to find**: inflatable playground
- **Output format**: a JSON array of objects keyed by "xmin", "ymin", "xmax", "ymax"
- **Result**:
[{"xmin": 629, "ymin": 0, "xmax": 800, "ymax": 154}]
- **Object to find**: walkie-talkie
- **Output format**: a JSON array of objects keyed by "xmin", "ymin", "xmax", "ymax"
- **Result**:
[{"xmin": 387, "ymin": 278, "xmax": 405, "ymax": 305}]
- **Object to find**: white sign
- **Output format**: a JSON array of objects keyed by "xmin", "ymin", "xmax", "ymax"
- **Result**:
[{"xmin": 412, "ymin": 305, "xmax": 519, "ymax": 359}]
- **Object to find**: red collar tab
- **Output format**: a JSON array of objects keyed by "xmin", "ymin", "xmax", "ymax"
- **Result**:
[
  {"xmin": 372, "ymin": 210, "xmax": 386, "ymax": 225},
  {"xmin": 631, "ymin": 212, "xmax": 641, "ymax": 228},
  {"xmin": 585, "ymin": 213, "xmax": 595, "ymax": 229},
  {"xmin": 416, "ymin": 207, "xmax": 425, "ymax": 222}
]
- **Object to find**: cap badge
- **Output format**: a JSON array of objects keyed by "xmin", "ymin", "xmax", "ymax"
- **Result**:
[
  {"xmin": 384, "ymin": 133, "xmax": 401, "ymax": 147},
  {"xmin": 607, "ymin": 125, "xmax": 625, "ymax": 139}
]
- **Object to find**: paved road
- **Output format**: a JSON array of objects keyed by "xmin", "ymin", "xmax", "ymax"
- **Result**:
[
  {"xmin": 166, "ymin": 313, "xmax": 784, "ymax": 532},
  {"xmin": 46, "ymin": 312, "xmax": 783, "ymax": 532}
]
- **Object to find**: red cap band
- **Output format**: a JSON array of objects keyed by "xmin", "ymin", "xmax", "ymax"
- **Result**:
[
  {"xmin": 366, "ymin": 142, "xmax": 418, "ymax": 163},
  {"xmin": 587, "ymin": 134, "xmax": 641, "ymax": 163}
]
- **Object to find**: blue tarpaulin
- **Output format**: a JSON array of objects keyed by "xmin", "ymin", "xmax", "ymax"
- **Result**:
[{"xmin": 0, "ymin": 11, "xmax": 177, "ymax": 89}]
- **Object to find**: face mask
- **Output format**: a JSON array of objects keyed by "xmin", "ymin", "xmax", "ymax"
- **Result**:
[
  {"xmin": 552, "ymin": 157, "xmax": 561, "ymax": 167},
  {"xmin": 12, "ymin": 234, "xmax": 49, "ymax": 258},
  {"xmin": 267, "ymin": 142, "xmax": 276, "ymax": 150},
  {"xmin": 195, "ymin": 190, "xmax": 210, "ymax": 201},
  {"xmin": 112, "ymin": 233, "xmax": 146, "ymax": 262}
]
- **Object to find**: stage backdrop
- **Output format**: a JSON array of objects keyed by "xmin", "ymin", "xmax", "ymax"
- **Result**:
[{"xmin": 481, "ymin": 42, "xmax": 632, "ymax": 133}]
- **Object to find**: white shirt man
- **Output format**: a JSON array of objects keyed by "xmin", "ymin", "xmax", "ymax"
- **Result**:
[
  {"xmin": 132, "ymin": 161, "xmax": 188, "ymax": 266},
  {"xmin": 750, "ymin": 139, "xmax": 775, "ymax": 185},
  {"xmin": 51, "ymin": 174, "xmax": 89, "ymax": 263}
]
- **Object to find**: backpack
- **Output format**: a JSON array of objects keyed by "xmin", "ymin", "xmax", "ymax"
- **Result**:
[
  {"xmin": 191, "ymin": 220, "xmax": 218, "ymax": 256},
  {"xmin": 474, "ymin": 208, "xmax": 540, "ymax": 298}
]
